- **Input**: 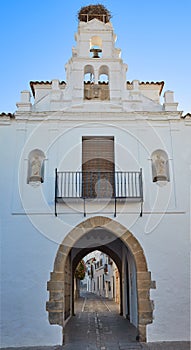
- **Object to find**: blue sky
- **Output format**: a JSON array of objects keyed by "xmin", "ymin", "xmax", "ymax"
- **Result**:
[{"xmin": 1, "ymin": 0, "xmax": 190, "ymax": 114}]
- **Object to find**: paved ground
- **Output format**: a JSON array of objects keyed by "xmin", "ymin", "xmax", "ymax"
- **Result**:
[
  {"xmin": 63, "ymin": 291, "xmax": 138, "ymax": 349},
  {"xmin": 1, "ymin": 292, "xmax": 190, "ymax": 350}
]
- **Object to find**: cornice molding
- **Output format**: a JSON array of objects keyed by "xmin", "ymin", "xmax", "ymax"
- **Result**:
[{"xmin": 15, "ymin": 110, "xmax": 183, "ymax": 122}]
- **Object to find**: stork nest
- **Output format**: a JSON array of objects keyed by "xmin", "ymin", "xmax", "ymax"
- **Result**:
[{"xmin": 78, "ymin": 4, "xmax": 112, "ymax": 23}]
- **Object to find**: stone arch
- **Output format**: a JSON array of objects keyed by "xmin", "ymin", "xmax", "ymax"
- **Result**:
[{"xmin": 47, "ymin": 216, "xmax": 154, "ymax": 342}]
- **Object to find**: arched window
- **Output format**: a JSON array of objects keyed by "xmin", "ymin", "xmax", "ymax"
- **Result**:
[
  {"xmin": 98, "ymin": 65, "xmax": 110, "ymax": 100},
  {"xmin": 84, "ymin": 65, "xmax": 95, "ymax": 83},
  {"xmin": 151, "ymin": 150, "xmax": 170, "ymax": 182},
  {"xmin": 98, "ymin": 65, "xmax": 109, "ymax": 83},
  {"xmin": 90, "ymin": 36, "xmax": 102, "ymax": 58},
  {"xmin": 84, "ymin": 65, "xmax": 95, "ymax": 100},
  {"xmin": 27, "ymin": 149, "xmax": 45, "ymax": 184}
]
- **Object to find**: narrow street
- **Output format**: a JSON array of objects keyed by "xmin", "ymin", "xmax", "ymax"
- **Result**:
[{"xmin": 63, "ymin": 291, "xmax": 141, "ymax": 350}]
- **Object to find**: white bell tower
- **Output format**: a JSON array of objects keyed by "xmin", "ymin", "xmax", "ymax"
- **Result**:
[{"xmin": 64, "ymin": 5, "xmax": 128, "ymax": 105}]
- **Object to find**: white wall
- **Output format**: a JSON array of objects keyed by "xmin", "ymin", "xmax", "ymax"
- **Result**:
[{"xmin": 0, "ymin": 113, "xmax": 190, "ymax": 345}]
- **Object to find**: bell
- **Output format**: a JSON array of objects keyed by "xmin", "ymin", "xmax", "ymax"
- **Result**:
[{"xmin": 90, "ymin": 48, "xmax": 102, "ymax": 58}]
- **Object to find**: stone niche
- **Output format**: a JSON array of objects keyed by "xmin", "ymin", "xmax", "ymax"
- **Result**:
[{"xmin": 84, "ymin": 82, "xmax": 110, "ymax": 100}]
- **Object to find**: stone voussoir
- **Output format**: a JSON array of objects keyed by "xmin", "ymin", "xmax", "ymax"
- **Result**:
[
  {"xmin": 50, "ymin": 272, "xmax": 65, "ymax": 281},
  {"xmin": 68, "ymin": 226, "xmax": 85, "ymax": 241},
  {"xmin": 107, "ymin": 221, "xmax": 128, "ymax": 237},
  {"xmin": 137, "ymin": 271, "xmax": 151, "ymax": 280},
  {"xmin": 90, "ymin": 215, "xmax": 111, "ymax": 228},
  {"xmin": 54, "ymin": 252, "xmax": 68, "ymax": 271},
  {"xmin": 125, "ymin": 235, "xmax": 142, "ymax": 254},
  {"xmin": 78, "ymin": 218, "xmax": 93, "ymax": 230},
  {"xmin": 134, "ymin": 251, "xmax": 147, "ymax": 271}
]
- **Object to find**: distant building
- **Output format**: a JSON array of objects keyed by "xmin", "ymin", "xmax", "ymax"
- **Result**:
[
  {"xmin": 0, "ymin": 4, "xmax": 190, "ymax": 347},
  {"xmin": 85, "ymin": 251, "xmax": 120, "ymax": 303}
]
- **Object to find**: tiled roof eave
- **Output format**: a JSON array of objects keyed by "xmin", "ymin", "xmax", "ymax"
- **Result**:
[
  {"xmin": 30, "ymin": 80, "xmax": 66, "ymax": 97},
  {"xmin": 126, "ymin": 81, "xmax": 165, "ymax": 96},
  {"xmin": 0, "ymin": 112, "xmax": 15, "ymax": 118}
]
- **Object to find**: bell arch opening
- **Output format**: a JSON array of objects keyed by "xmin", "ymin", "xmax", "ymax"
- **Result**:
[{"xmin": 47, "ymin": 216, "xmax": 155, "ymax": 342}]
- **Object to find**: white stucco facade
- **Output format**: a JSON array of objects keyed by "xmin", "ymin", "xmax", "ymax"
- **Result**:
[{"xmin": 0, "ymin": 10, "xmax": 190, "ymax": 347}]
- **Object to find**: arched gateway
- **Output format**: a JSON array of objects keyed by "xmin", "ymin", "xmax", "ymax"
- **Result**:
[{"xmin": 46, "ymin": 216, "xmax": 155, "ymax": 342}]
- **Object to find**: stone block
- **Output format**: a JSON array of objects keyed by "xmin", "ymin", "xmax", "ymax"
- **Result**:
[
  {"xmin": 125, "ymin": 235, "xmax": 141, "ymax": 254},
  {"xmin": 134, "ymin": 251, "xmax": 147, "ymax": 271},
  {"xmin": 50, "ymin": 291, "xmax": 64, "ymax": 301},
  {"xmin": 139, "ymin": 311, "xmax": 153, "ymax": 325},
  {"xmin": 46, "ymin": 300, "xmax": 64, "ymax": 311},
  {"xmin": 90, "ymin": 216, "xmax": 111, "ymax": 228},
  {"xmin": 137, "ymin": 279, "xmax": 151, "ymax": 290},
  {"xmin": 54, "ymin": 252, "xmax": 67, "ymax": 272},
  {"xmin": 47, "ymin": 281, "xmax": 65, "ymax": 291},
  {"xmin": 138, "ymin": 299, "xmax": 152, "ymax": 312},
  {"xmin": 68, "ymin": 226, "xmax": 85, "ymax": 241},
  {"xmin": 107, "ymin": 221, "xmax": 127, "ymax": 237},
  {"xmin": 48, "ymin": 311, "xmax": 63, "ymax": 326},
  {"xmin": 138, "ymin": 289, "xmax": 149, "ymax": 299},
  {"xmin": 121, "ymin": 231, "xmax": 131, "ymax": 242},
  {"xmin": 137, "ymin": 271, "xmax": 151, "ymax": 280},
  {"xmin": 138, "ymin": 325, "xmax": 146, "ymax": 342},
  {"xmin": 50, "ymin": 272, "xmax": 65, "ymax": 281},
  {"xmin": 78, "ymin": 219, "xmax": 93, "ymax": 230},
  {"xmin": 65, "ymin": 235, "xmax": 77, "ymax": 247},
  {"xmin": 150, "ymin": 280, "xmax": 156, "ymax": 289}
]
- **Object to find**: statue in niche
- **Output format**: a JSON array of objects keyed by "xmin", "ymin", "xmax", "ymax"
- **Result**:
[
  {"xmin": 29, "ymin": 155, "xmax": 42, "ymax": 182},
  {"xmin": 153, "ymin": 154, "xmax": 168, "ymax": 182}
]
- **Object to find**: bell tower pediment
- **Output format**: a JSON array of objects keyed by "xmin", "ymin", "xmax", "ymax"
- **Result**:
[
  {"xmin": 80, "ymin": 18, "xmax": 112, "ymax": 31},
  {"xmin": 63, "ymin": 4, "xmax": 127, "ymax": 106}
]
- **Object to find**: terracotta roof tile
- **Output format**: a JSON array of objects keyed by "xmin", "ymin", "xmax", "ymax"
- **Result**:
[
  {"xmin": 0, "ymin": 112, "xmax": 15, "ymax": 118},
  {"xmin": 30, "ymin": 80, "xmax": 66, "ymax": 97},
  {"xmin": 126, "ymin": 81, "xmax": 164, "ymax": 95},
  {"xmin": 182, "ymin": 112, "xmax": 191, "ymax": 119}
]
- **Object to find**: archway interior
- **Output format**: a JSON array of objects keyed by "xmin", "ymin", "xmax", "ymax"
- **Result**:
[
  {"xmin": 70, "ymin": 227, "xmax": 138, "ymax": 328},
  {"xmin": 73, "ymin": 249, "xmax": 120, "ymax": 312}
]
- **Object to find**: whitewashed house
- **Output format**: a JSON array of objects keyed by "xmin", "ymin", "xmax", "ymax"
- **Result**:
[
  {"xmin": 0, "ymin": 4, "xmax": 190, "ymax": 347},
  {"xmin": 85, "ymin": 251, "xmax": 119, "ymax": 301}
]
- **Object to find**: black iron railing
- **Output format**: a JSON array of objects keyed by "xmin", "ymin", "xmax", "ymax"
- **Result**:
[{"xmin": 55, "ymin": 169, "xmax": 143, "ymax": 217}]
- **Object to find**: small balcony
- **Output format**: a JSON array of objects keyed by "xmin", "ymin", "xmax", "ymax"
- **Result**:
[{"xmin": 55, "ymin": 169, "xmax": 143, "ymax": 217}]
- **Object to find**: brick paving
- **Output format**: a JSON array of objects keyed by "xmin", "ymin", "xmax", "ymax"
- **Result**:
[{"xmin": 1, "ymin": 292, "xmax": 190, "ymax": 350}]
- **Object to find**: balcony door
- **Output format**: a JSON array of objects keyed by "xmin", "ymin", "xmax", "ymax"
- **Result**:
[{"xmin": 82, "ymin": 136, "xmax": 114, "ymax": 198}]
